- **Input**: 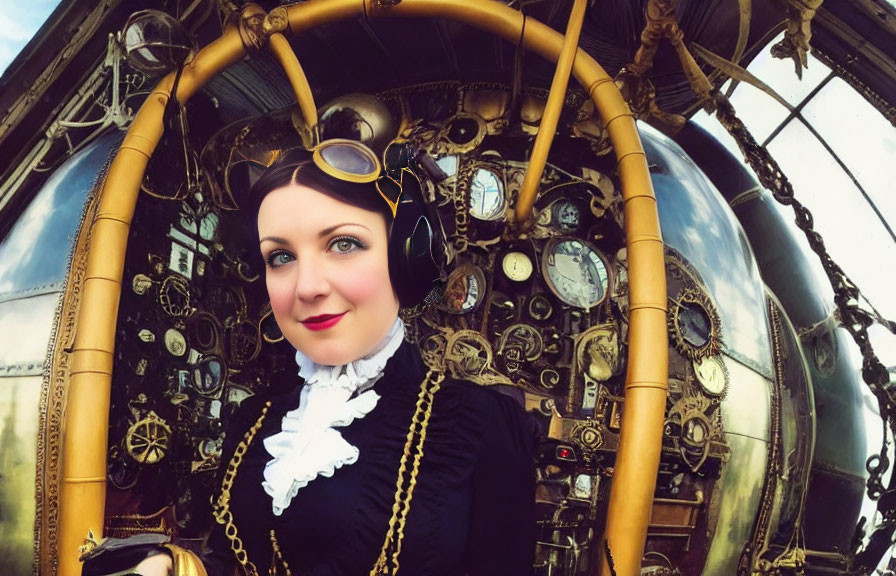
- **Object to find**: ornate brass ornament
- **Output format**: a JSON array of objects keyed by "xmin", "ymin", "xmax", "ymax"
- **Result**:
[
  {"xmin": 664, "ymin": 393, "xmax": 723, "ymax": 473},
  {"xmin": 576, "ymin": 324, "xmax": 621, "ymax": 383},
  {"xmin": 570, "ymin": 420, "xmax": 604, "ymax": 464},
  {"xmin": 263, "ymin": 6, "xmax": 289, "ymax": 35},
  {"xmin": 443, "ymin": 329, "xmax": 511, "ymax": 387},
  {"xmin": 159, "ymin": 275, "xmax": 194, "ymax": 318},
  {"xmin": 668, "ymin": 288, "xmax": 721, "ymax": 361},
  {"xmin": 164, "ymin": 328, "xmax": 187, "ymax": 357},
  {"xmin": 125, "ymin": 412, "xmax": 172, "ymax": 465}
]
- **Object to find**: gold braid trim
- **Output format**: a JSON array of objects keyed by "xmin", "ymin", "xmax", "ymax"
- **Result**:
[
  {"xmin": 371, "ymin": 370, "xmax": 445, "ymax": 576},
  {"xmin": 212, "ymin": 401, "xmax": 272, "ymax": 576}
]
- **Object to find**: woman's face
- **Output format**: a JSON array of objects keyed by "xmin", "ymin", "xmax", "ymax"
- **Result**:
[{"xmin": 258, "ymin": 182, "xmax": 399, "ymax": 366}]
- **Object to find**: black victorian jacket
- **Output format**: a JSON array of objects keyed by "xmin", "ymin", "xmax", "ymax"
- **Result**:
[{"xmin": 203, "ymin": 340, "xmax": 536, "ymax": 576}]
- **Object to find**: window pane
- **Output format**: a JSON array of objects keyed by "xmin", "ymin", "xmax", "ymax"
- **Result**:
[
  {"xmin": 732, "ymin": 32, "xmax": 832, "ymax": 107},
  {"xmin": 767, "ymin": 121, "xmax": 896, "ymax": 366},
  {"xmin": 801, "ymin": 76, "xmax": 896, "ymax": 226}
]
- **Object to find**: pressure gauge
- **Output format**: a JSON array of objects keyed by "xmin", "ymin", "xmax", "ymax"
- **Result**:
[
  {"xmin": 502, "ymin": 251, "xmax": 533, "ymax": 282},
  {"xmin": 693, "ymin": 356, "xmax": 728, "ymax": 396},
  {"xmin": 469, "ymin": 168, "xmax": 505, "ymax": 221},
  {"xmin": 542, "ymin": 238, "xmax": 609, "ymax": 309}
]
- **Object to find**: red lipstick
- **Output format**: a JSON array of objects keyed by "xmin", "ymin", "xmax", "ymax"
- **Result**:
[{"xmin": 301, "ymin": 312, "xmax": 346, "ymax": 331}]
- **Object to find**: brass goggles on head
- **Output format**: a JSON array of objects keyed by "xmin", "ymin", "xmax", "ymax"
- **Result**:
[{"xmin": 311, "ymin": 138, "xmax": 418, "ymax": 218}]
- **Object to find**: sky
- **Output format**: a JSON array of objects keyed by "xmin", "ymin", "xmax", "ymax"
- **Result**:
[{"xmin": 0, "ymin": 0, "xmax": 61, "ymax": 75}]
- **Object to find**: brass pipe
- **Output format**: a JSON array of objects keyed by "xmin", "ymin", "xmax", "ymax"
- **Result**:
[
  {"xmin": 58, "ymin": 27, "xmax": 247, "ymax": 576},
  {"xmin": 267, "ymin": 32, "xmax": 319, "ymax": 129},
  {"xmin": 514, "ymin": 0, "xmax": 587, "ymax": 224},
  {"xmin": 60, "ymin": 3, "xmax": 667, "ymax": 576}
]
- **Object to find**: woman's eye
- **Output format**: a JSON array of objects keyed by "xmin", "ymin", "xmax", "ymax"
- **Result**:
[
  {"xmin": 266, "ymin": 251, "xmax": 294, "ymax": 268},
  {"xmin": 330, "ymin": 237, "xmax": 364, "ymax": 254}
]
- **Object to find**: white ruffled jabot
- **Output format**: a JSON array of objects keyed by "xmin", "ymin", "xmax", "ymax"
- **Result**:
[{"xmin": 262, "ymin": 318, "xmax": 406, "ymax": 516}]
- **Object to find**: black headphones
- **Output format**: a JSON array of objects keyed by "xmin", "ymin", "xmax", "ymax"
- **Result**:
[{"xmin": 385, "ymin": 160, "xmax": 441, "ymax": 308}]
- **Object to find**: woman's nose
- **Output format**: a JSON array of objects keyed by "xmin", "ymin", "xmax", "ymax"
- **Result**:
[{"xmin": 294, "ymin": 257, "xmax": 330, "ymax": 301}]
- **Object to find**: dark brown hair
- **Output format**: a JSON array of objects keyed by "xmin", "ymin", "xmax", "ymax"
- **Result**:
[{"xmin": 246, "ymin": 147, "xmax": 394, "ymax": 229}]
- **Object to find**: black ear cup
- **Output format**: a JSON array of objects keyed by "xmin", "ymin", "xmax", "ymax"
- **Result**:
[{"xmin": 387, "ymin": 184, "xmax": 440, "ymax": 308}]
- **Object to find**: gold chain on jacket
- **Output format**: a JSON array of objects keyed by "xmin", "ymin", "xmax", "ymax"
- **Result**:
[
  {"xmin": 212, "ymin": 401, "xmax": 271, "ymax": 576},
  {"xmin": 213, "ymin": 370, "xmax": 444, "ymax": 576},
  {"xmin": 370, "ymin": 369, "xmax": 444, "ymax": 576}
]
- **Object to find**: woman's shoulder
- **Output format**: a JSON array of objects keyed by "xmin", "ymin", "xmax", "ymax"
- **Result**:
[{"xmin": 437, "ymin": 378, "xmax": 535, "ymax": 445}]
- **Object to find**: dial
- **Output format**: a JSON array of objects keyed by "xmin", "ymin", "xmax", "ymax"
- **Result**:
[
  {"xmin": 469, "ymin": 168, "xmax": 505, "ymax": 221},
  {"xmin": 502, "ymin": 251, "xmax": 533, "ymax": 282},
  {"xmin": 693, "ymin": 355, "xmax": 727, "ymax": 396},
  {"xmin": 542, "ymin": 238, "xmax": 609, "ymax": 309}
]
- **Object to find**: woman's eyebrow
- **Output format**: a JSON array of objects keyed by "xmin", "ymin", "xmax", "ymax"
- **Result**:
[
  {"xmin": 318, "ymin": 223, "xmax": 370, "ymax": 237},
  {"xmin": 259, "ymin": 235, "xmax": 289, "ymax": 245}
]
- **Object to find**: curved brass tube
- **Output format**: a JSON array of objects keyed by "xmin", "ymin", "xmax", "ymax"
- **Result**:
[
  {"xmin": 58, "ymin": 27, "xmax": 248, "ymax": 576},
  {"xmin": 60, "ymin": 3, "xmax": 667, "ymax": 576},
  {"xmin": 268, "ymin": 32, "xmax": 319, "ymax": 129},
  {"xmin": 515, "ymin": 0, "xmax": 587, "ymax": 224}
]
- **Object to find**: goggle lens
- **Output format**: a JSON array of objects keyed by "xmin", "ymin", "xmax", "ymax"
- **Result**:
[
  {"xmin": 313, "ymin": 139, "xmax": 381, "ymax": 183},
  {"xmin": 319, "ymin": 143, "xmax": 378, "ymax": 176}
]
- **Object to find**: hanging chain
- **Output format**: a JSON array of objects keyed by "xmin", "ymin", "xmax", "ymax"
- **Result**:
[{"xmin": 711, "ymin": 92, "xmax": 896, "ymax": 567}]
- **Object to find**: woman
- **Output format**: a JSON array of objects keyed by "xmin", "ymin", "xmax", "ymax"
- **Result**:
[{"xmin": 118, "ymin": 141, "xmax": 536, "ymax": 576}]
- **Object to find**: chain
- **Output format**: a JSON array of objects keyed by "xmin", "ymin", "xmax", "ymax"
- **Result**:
[
  {"xmin": 269, "ymin": 530, "xmax": 291, "ymax": 576},
  {"xmin": 712, "ymin": 93, "xmax": 896, "ymax": 568},
  {"xmin": 370, "ymin": 369, "xmax": 445, "ymax": 576},
  {"xmin": 211, "ymin": 369, "xmax": 444, "ymax": 576},
  {"xmin": 212, "ymin": 401, "xmax": 271, "ymax": 576}
]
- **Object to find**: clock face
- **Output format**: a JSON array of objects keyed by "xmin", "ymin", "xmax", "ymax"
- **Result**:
[
  {"xmin": 693, "ymin": 356, "xmax": 727, "ymax": 396},
  {"xmin": 502, "ymin": 251, "xmax": 533, "ymax": 281},
  {"xmin": 469, "ymin": 168, "xmax": 505, "ymax": 221},
  {"xmin": 542, "ymin": 238, "xmax": 609, "ymax": 309}
]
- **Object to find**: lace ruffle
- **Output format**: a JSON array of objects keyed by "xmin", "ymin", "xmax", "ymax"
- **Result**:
[{"xmin": 262, "ymin": 319, "xmax": 405, "ymax": 516}]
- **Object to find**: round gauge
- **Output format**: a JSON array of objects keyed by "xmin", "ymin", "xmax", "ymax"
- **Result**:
[
  {"xmin": 542, "ymin": 238, "xmax": 610, "ymax": 309},
  {"xmin": 693, "ymin": 356, "xmax": 728, "ymax": 396},
  {"xmin": 469, "ymin": 168, "xmax": 505, "ymax": 221},
  {"xmin": 552, "ymin": 200, "xmax": 581, "ymax": 231},
  {"xmin": 502, "ymin": 251, "xmax": 533, "ymax": 282}
]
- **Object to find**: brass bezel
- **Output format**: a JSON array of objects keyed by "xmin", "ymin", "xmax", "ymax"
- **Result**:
[{"xmin": 311, "ymin": 138, "xmax": 381, "ymax": 183}]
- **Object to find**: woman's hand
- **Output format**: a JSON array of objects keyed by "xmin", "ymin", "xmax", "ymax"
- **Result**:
[{"xmin": 133, "ymin": 552, "xmax": 173, "ymax": 576}]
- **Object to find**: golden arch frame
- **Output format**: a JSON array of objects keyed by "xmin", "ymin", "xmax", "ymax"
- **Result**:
[{"xmin": 57, "ymin": 2, "xmax": 669, "ymax": 576}]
